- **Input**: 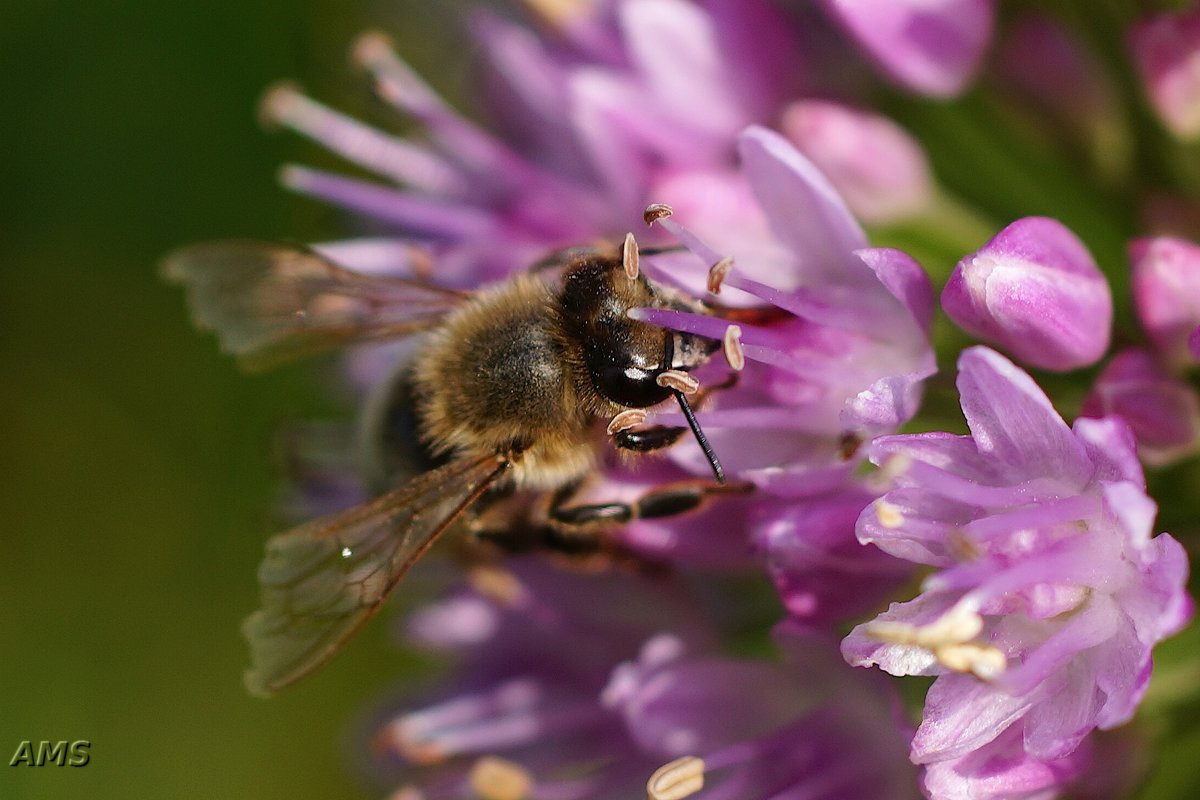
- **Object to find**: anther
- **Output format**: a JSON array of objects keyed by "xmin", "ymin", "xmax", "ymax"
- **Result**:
[
  {"xmin": 521, "ymin": 0, "xmax": 588, "ymax": 25},
  {"xmin": 351, "ymin": 30, "xmax": 395, "ymax": 70},
  {"xmin": 643, "ymin": 203, "xmax": 674, "ymax": 226},
  {"xmin": 937, "ymin": 643, "xmax": 1007, "ymax": 679},
  {"xmin": 707, "ymin": 257, "xmax": 733, "ymax": 294},
  {"xmin": 623, "ymin": 232, "xmax": 640, "ymax": 280},
  {"xmin": 467, "ymin": 565, "xmax": 526, "ymax": 607},
  {"xmin": 865, "ymin": 603, "xmax": 1005, "ymax": 677},
  {"xmin": 874, "ymin": 500, "xmax": 904, "ymax": 529},
  {"xmin": 386, "ymin": 725, "xmax": 445, "ymax": 765},
  {"xmin": 608, "ymin": 409, "xmax": 649, "ymax": 435},
  {"xmin": 838, "ymin": 431, "xmax": 864, "ymax": 460},
  {"xmin": 258, "ymin": 82, "xmax": 304, "ymax": 128},
  {"xmin": 647, "ymin": 756, "xmax": 705, "ymax": 800},
  {"xmin": 656, "ymin": 370, "xmax": 700, "ymax": 395},
  {"xmin": 722, "ymin": 325, "xmax": 745, "ymax": 371},
  {"xmin": 469, "ymin": 756, "xmax": 533, "ymax": 800}
]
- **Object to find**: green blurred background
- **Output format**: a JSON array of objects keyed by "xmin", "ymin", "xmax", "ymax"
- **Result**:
[{"xmin": 0, "ymin": 1, "xmax": 471, "ymax": 797}]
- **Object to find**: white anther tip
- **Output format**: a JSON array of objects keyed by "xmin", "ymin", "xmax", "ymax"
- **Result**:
[
  {"xmin": 623, "ymin": 232, "xmax": 640, "ymax": 280},
  {"xmin": 469, "ymin": 756, "xmax": 533, "ymax": 800},
  {"xmin": 258, "ymin": 81, "xmax": 304, "ymax": 127},
  {"xmin": 608, "ymin": 409, "xmax": 649, "ymax": 435},
  {"xmin": 723, "ymin": 324, "xmax": 745, "ymax": 371},
  {"xmin": 352, "ymin": 30, "xmax": 395, "ymax": 68},
  {"xmin": 656, "ymin": 369, "xmax": 700, "ymax": 395},
  {"xmin": 648, "ymin": 756, "xmax": 705, "ymax": 800}
]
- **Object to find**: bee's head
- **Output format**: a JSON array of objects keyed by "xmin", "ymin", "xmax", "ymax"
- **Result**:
[{"xmin": 558, "ymin": 254, "xmax": 717, "ymax": 409}]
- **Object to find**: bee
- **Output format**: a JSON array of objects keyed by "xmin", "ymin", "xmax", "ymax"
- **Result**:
[{"xmin": 163, "ymin": 235, "xmax": 737, "ymax": 696}]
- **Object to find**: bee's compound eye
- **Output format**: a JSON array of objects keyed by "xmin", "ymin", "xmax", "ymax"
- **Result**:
[{"xmin": 593, "ymin": 362, "xmax": 672, "ymax": 408}]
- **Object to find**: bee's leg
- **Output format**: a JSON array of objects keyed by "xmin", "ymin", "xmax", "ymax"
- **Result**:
[
  {"xmin": 610, "ymin": 373, "xmax": 739, "ymax": 455},
  {"xmin": 613, "ymin": 425, "xmax": 688, "ymax": 453},
  {"xmin": 548, "ymin": 479, "xmax": 752, "ymax": 530}
]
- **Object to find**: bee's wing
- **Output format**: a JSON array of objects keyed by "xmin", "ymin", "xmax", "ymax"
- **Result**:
[
  {"xmin": 243, "ymin": 455, "xmax": 509, "ymax": 697},
  {"xmin": 162, "ymin": 240, "xmax": 467, "ymax": 371}
]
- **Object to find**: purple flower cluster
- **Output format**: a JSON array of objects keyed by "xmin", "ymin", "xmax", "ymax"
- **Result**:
[
  {"xmin": 172, "ymin": 1, "xmax": 1200, "ymax": 798},
  {"xmin": 372, "ymin": 560, "xmax": 919, "ymax": 800}
]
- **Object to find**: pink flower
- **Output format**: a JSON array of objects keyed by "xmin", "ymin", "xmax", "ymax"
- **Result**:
[
  {"xmin": 843, "ymin": 347, "xmax": 1191, "ymax": 799},
  {"xmin": 779, "ymin": 99, "xmax": 933, "ymax": 224},
  {"xmin": 942, "ymin": 217, "xmax": 1112, "ymax": 371},
  {"xmin": 604, "ymin": 626, "xmax": 921, "ymax": 800},
  {"xmin": 819, "ymin": 0, "xmax": 995, "ymax": 97},
  {"xmin": 1081, "ymin": 348, "xmax": 1200, "ymax": 467},
  {"xmin": 1130, "ymin": 236, "xmax": 1200, "ymax": 366},
  {"xmin": 1129, "ymin": 7, "xmax": 1200, "ymax": 139}
]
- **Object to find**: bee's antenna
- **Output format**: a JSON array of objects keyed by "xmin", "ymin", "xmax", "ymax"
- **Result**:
[{"xmin": 671, "ymin": 389, "xmax": 725, "ymax": 485}]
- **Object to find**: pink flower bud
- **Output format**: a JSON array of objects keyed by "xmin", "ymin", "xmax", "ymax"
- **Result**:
[
  {"xmin": 1081, "ymin": 349, "xmax": 1200, "ymax": 467},
  {"xmin": 942, "ymin": 217, "xmax": 1112, "ymax": 371},
  {"xmin": 1129, "ymin": 8, "xmax": 1200, "ymax": 139},
  {"xmin": 820, "ymin": 0, "xmax": 995, "ymax": 98},
  {"xmin": 779, "ymin": 100, "xmax": 933, "ymax": 224},
  {"xmin": 1130, "ymin": 236, "xmax": 1200, "ymax": 365}
]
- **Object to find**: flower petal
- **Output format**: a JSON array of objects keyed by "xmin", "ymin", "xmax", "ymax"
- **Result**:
[
  {"xmin": 956, "ymin": 347, "xmax": 1091, "ymax": 486},
  {"xmin": 737, "ymin": 126, "xmax": 869, "ymax": 286}
]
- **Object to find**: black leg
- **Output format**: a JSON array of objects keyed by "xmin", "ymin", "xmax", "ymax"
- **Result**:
[
  {"xmin": 611, "ymin": 373, "xmax": 740, "ymax": 455},
  {"xmin": 614, "ymin": 425, "xmax": 687, "ymax": 453},
  {"xmin": 548, "ymin": 479, "xmax": 752, "ymax": 532}
]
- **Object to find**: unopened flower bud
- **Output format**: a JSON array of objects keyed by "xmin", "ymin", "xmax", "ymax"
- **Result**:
[
  {"xmin": 1129, "ymin": 8, "xmax": 1200, "ymax": 139},
  {"xmin": 1081, "ymin": 348, "xmax": 1200, "ymax": 466},
  {"xmin": 1130, "ymin": 236, "xmax": 1200, "ymax": 366},
  {"xmin": 780, "ymin": 100, "xmax": 932, "ymax": 224},
  {"xmin": 942, "ymin": 217, "xmax": 1111, "ymax": 371}
]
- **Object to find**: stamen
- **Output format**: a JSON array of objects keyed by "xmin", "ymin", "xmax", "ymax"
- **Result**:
[
  {"xmin": 521, "ymin": 0, "xmax": 589, "ymax": 25},
  {"xmin": 467, "ymin": 565, "xmax": 526, "ymax": 607},
  {"xmin": 469, "ymin": 756, "xmax": 533, "ymax": 800},
  {"xmin": 865, "ymin": 603, "xmax": 1007, "ymax": 678},
  {"xmin": 643, "ymin": 203, "xmax": 674, "ymax": 226},
  {"xmin": 838, "ymin": 430, "xmax": 864, "ymax": 460},
  {"xmin": 280, "ymin": 165, "xmax": 495, "ymax": 237},
  {"xmin": 875, "ymin": 500, "xmax": 905, "ymax": 529},
  {"xmin": 351, "ymin": 31, "xmax": 446, "ymax": 119},
  {"xmin": 351, "ymin": 30, "xmax": 531, "ymax": 183},
  {"xmin": 946, "ymin": 529, "xmax": 983, "ymax": 562},
  {"xmin": 258, "ymin": 83, "xmax": 462, "ymax": 193},
  {"xmin": 722, "ymin": 325, "xmax": 745, "ymax": 371},
  {"xmin": 936, "ymin": 643, "xmax": 1007, "ymax": 679},
  {"xmin": 647, "ymin": 756, "xmax": 705, "ymax": 800},
  {"xmin": 623, "ymin": 232, "xmax": 640, "ymax": 280},
  {"xmin": 389, "ymin": 786, "xmax": 425, "ymax": 800},
  {"xmin": 875, "ymin": 453, "xmax": 914, "ymax": 486},
  {"xmin": 383, "ymin": 724, "xmax": 446, "ymax": 765},
  {"xmin": 707, "ymin": 257, "xmax": 734, "ymax": 294},
  {"xmin": 656, "ymin": 370, "xmax": 700, "ymax": 395},
  {"xmin": 608, "ymin": 409, "xmax": 649, "ymax": 435}
]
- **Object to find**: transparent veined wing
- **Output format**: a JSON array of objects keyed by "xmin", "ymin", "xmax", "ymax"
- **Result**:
[
  {"xmin": 243, "ymin": 455, "xmax": 509, "ymax": 696},
  {"xmin": 162, "ymin": 240, "xmax": 467, "ymax": 370}
]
